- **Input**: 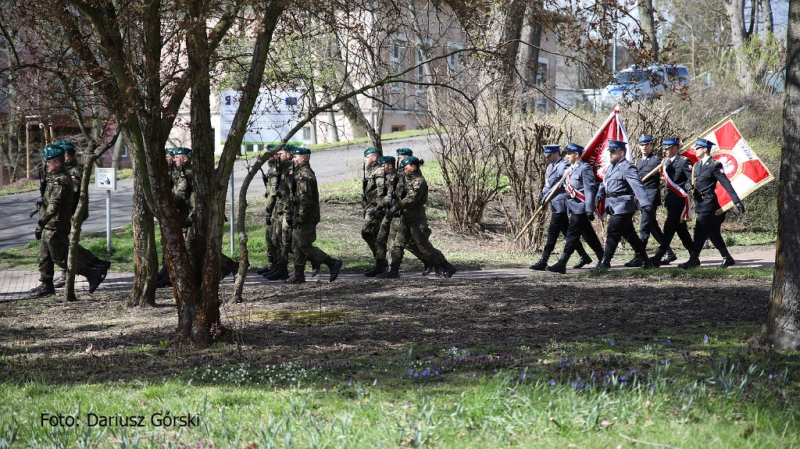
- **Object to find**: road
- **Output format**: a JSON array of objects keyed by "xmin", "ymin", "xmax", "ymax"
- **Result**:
[{"xmin": 0, "ymin": 136, "xmax": 434, "ymax": 250}]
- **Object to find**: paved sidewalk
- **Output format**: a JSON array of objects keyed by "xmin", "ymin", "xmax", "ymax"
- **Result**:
[{"xmin": 0, "ymin": 249, "xmax": 776, "ymax": 302}]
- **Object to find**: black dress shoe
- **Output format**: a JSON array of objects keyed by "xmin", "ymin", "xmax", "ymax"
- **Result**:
[
  {"xmin": 719, "ymin": 257, "xmax": 736, "ymax": 268},
  {"xmin": 624, "ymin": 256, "xmax": 642, "ymax": 268},
  {"xmin": 589, "ymin": 262, "xmax": 611, "ymax": 273},
  {"xmin": 529, "ymin": 260, "xmax": 548, "ymax": 271},
  {"xmin": 678, "ymin": 258, "xmax": 700, "ymax": 270},
  {"xmin": 573, "ymin": 256, "xmax": 592, "ymax": 269},
  {"xmin": 546, "ymin": 262, "xmax": 566, "ymax": 274}
]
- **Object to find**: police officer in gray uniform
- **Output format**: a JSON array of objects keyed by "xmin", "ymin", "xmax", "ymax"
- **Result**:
[
  {"xmin": 529, "ymin": 144, "xmax": 593, "ymax": 270},
  {"xmin": 650, "ymin": 137, "xmax": 695, "ymax": 266},
  {"xmin": 546, "ymin": 142, "xmax": 605, "ymax": 274},
  {"xmin": 625, "ymin": 135, "xmax": 670, "ymax": 267},
  {"xmin": 593, "ymin": 140, "xmax": 655, "ymax": 271},
  {"xmin": 678, "ymin": 138, "xmax": 745, "ymax": 269}
]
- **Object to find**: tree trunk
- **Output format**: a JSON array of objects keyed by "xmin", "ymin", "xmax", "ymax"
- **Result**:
[
  {"xmin": 762, "ymin": 0, "xmax": 774, "ymax": 34},
  {"xmin": 755, "ymin": 0, "xmax": 800, "ymax": 350},
  {"xmin": 724, "ymin": 0, "xmax": 754, "ymax": 93},
  {"xmin": 129, "ymin": 148, "xmax": 157, "ymax": 307},
  {"xmin": 517, "ymin": 2, "xmax": 542, "ymax": 113},
  {"xmin": 483, "ymin": 0, "xmax": 526, "ymax": 97},
  {"xmin": 638, "ymin": 0, "xmax": 659, "ymax": 60}
]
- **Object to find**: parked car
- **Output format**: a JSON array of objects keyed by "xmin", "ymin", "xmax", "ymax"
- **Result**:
[
  {"xmin": 764, "ymin": 68, "xmax": 785, "ymax": 94},
  {"xmin": 599, "ymin": 64, "xmax": 690, "ymax": 107}
]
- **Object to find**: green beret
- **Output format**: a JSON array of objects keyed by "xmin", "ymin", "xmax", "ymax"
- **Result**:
[
  {"xmin": 54, "ymin": 140, "xmax": 76, "ymax": 155},
  {"xmin": 396, "ymin": 148, "xmax": 413, "ymax": 156},
  {"xmin": 173, "ymin": 147, "xmax": 192, "ymax": 157},
  {"xmin": 166, "ymin": 147, "xmax": 177, "ymax": 155},
  {"xmin": 42, "ymin": 144, "xmax": 65, "ymax": 160},
  {"xmin": 378, "ymin": 155, "xmax": 396, "ymax": 165},
  {"xmin": 400, "ymin": 156, "xmax": 421, "ymax": 167},
  {"xmin": 278, "ymin": 144, "xmax": 295, "ymax": 153},
  {"xmin": 266, "ymin": 144, "xmax": 277, "ymax": 151},
  {"xmin": 364, "ymin": 147, "xmax": 381, "ymax": 157},
  {"xmin": 291, "ymin": 147, "xmax": 311, "ymax": 155}
]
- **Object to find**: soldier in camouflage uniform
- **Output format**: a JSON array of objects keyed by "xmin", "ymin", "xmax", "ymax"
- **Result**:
[
  {"xmin": 156, "ymin": 147, "xmax": 179, "ymax": 286},
  {"xmin": 392, "ymin": 148, "xmax": 437, "ymax": 275},
  {"xmin": 361, "ymin": 147, "xmax": 384, "ymax": 273},
  {"xmin": 378, "ymin": 156, "xmax": 457, "ymax": 279},
  {"xmin": 257, "ymin": 149, "xmax": 280, "ymax": 275},
  {"xmin": 51, "ymin": 140, "xmax": 87, "ymax": 288},
  {"xmin": 365, "ymin": 155, "xmax": 396, "ymax": 277},
  {"xmin": 29, "ymin": 145, "xmax": 111, "ymax": 300},
  {"xmin": 284, "ymin": 147, "xmax": 343, "ymax": 284},
  {"xmin": 264, "ymin": 145, "xmax": 296, "ymax": 281},
  {"xmin": 157, "ymin": 147, "xmax": 237, "ymax": 288}
]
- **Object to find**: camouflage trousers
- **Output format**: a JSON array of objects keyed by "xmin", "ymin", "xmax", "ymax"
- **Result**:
[
  {"xmin": 361, "ymin": 214, "xmax": 382, "ymax": 259},
  {"xmin": 390, "ymin": 217, "xmax": 445, "ymax": 267},
  {"xmin": 38, "ymin": 229, "xmax": 95, "ymax": 282},
  {"xmin": 291, "ymin": 221, "xmax": 330, "ymax": 270},
  {"xmin": 265, "ymin": 217, "xmax": 277, "ymax": 262},
  {"xmin": 377, "ymin": 216, "xmax": 430, "ymax": 264},
  {"xmin": 275, "ymin": 214, "xmax": 294, "ymax": 265}
]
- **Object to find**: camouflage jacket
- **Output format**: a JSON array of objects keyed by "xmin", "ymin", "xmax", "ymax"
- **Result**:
[
  {"xmin": 172, "ymin": 166, "xmax": 195, "ymax": 226},
  {"xmin": 275, "ymin": 161, "xmax": 294, "ymax": 215},
  {"xmin": 363, "ymin": 162, "xmax": 382, "ymax": 213},
  {"xmin": 264, "ymin": 160, "xmax": 280, "ymax": 218},
  {"xmin": 64, "ymin": 158, "xmax": 82, "ymax": 195},
  {"xmin": 39, "ymin": 166, "xmax": 74, "ymax": 232},
  {"xmin": 292, "ymin": 161, "xmax": 321, "ymax": 224},
  {"xmin": 397, "ymin": 169, "xmax": 427, "ymax": 222}
]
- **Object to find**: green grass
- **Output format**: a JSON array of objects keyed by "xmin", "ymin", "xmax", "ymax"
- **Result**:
[{"xmin": 2, "ymin": 325, "xmax": 798, "ymax": 448}]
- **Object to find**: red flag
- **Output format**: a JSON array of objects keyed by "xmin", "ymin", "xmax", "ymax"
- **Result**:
[
  {"xmin": 687, "ymin": 118, "xmax": 774, "ymax": 212},
  {"xmin": 581, "ymin": 106, "xmax": 630, "ymax": 180}
]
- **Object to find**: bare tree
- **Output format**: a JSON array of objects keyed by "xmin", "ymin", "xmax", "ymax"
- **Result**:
[{"xmin": 638, "ymin": 0, "xmax": 659, "ymax": 60}]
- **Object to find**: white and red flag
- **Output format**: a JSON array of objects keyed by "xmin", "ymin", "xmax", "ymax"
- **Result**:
[
  {"xmin": 581, "ymin": 106, "xmax": 631, "ymax": 180},
  {"xmin": 581, "ymin": 107, "xmax": 630, "ymax": 217},
  {"xmin": 683, "ymin": 117, "xmax": 774, "ymax": 213}
]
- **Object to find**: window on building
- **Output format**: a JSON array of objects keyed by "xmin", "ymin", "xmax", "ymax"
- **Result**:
[
  {"xmin": 391, "ymin": 125, "xmax": 406, "ymax": 133},
  {"xmin": 534, "ymin": 61, "xmax": 549, "ymax": 108},
  {"xmin": 390, "ymin": 40, "xmax": 405, "ymax": 91},
  {"xmin": 302, "ymin": 126, "xmax": 312, "ymax": 141}
]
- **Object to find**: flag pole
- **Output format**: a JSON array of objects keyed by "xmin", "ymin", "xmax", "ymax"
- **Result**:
[{"xmin": 513, "ymin": 171, "xmax": 570, "ymax": 243}]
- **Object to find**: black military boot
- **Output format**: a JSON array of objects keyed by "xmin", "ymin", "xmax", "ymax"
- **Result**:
[
  {"xmin": 257, "ymin": 259, "xmax": 275, "ymax": 276},
  {"xmin": 678, "ymin": 253, "xmax": 701, "ymax": 270},
  {"xmin": 546, "ymin": 255, "xmax": 569, "ymax": 274},
  {"xmin": 529, "ymin": 251, "xmax": 551, "ymax": 271},
  {"xmin": 662, "ymin": 249, "xmax": 678, "ymax": 265},
  {"xmin": 311, "ymin": 261, "xmax": 321, "ymax": 277},
  {"xmin": 28, "ymin": 281, "xmax": 56, "ymax": 298},
  {"xmin": 53, "ymin": 270, "xmax": 67, "ymax": 288},
  {"xmin": 377, "ymin": 262, "xmax": 400, "ymax": 279},
  {"xmin": 441, "ymin": 261, "xmax": 458, "ymax": 278},
  {"xmin": 421, "ymin": 261, "xmax": 433, "ymax": 276},
  {"xmin": 325, "ymin": 257, "xmax": 343, "ymax": 282},
  {"xmin": 624, "ymin": 256, "xmax": 642, "ymax": 267},
  {"xmin": 266, "ymin": 263, "xmax": 290, "ymax": 281},
  {"xmin": 284, "ymin": 267, "xmax": 306, "ymax": 284},
  {"xmin": 85, "ymin": 259, "xmax": 111, "ymax": 293},
  {"xmin": 365, "ymin": 259, "xmax": 388, "ymax": 277}
]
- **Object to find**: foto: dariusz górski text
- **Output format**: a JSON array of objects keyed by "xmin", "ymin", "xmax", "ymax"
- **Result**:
[{"xmin": 40, "ymin": 412, "xmax": 201, "ymax": 427}]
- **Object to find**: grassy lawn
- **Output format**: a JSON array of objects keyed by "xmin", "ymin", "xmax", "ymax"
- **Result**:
[{"xmin": 1, "ymin": 275, "xmax": 798, "ymax": 448}]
